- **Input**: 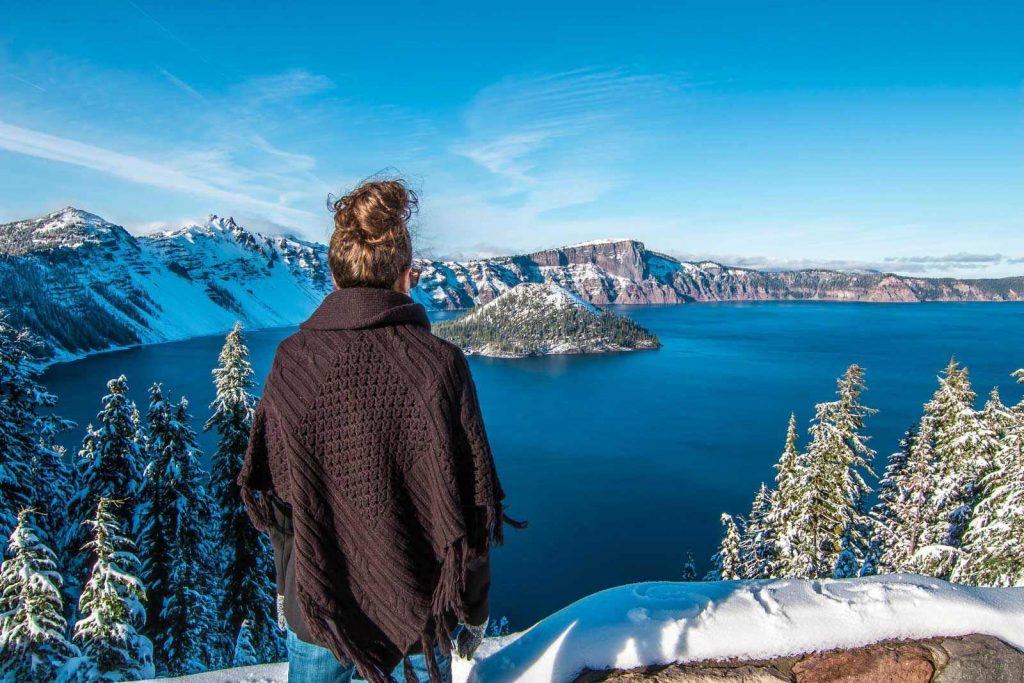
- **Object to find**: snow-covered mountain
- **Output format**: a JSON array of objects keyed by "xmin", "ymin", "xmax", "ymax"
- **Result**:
[
  {"xmin": 414, "ymin": 238, "xmax": 1024, "ymax": 309},
  {"xmin": 433, "ymin": 282, "xmax": 661, "ymax": 357},
  {"xmin": 3, "ymin": 208, "xmax": 1023, "ymax": 362},
  {"xmin": 0, "ymin": 208, "xmax": 331, "ymax": 362}
]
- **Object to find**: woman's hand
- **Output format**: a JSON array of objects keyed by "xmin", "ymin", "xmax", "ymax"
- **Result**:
[{"xmin": 454, "ymin": 619, "xmax": 488, "ymax": 659}]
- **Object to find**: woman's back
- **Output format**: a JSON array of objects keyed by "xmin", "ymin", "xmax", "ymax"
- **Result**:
[{"xmin": 239, "ymin": 180, "xmax": 510, "ymax": 683}]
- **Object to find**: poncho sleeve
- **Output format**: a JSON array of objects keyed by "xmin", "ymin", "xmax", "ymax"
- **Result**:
[
  {"xmin": 451, "ymin": 350, "xmax": 523, "ymax": 551},
  {"xmin": 238, "ymin": 399, "xmax": 278, "ymax": 533}
]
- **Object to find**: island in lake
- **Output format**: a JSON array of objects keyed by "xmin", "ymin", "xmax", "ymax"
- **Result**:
[{"xmin": 433, "ymin": 282, "xmax": 661, "ymax": 358}]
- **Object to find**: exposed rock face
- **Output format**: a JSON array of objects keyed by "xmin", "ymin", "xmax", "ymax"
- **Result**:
[
  {"xmin": 577, "ymin": 635, "xmax": 1024, "ymax": 683},
  {"xmin": 414, "ymin": 240, "xmax": 1024, "ymax": 310}
]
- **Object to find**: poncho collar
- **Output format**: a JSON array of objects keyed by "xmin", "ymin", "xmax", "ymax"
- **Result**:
[{"xmin": 301, "ymin": 287, "xmax": 431, "ymax": 332}]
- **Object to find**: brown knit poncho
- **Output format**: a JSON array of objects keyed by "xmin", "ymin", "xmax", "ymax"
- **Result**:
[{"xmin": 238, "ymin": 287, "xmax": 513, "ymax": 682}]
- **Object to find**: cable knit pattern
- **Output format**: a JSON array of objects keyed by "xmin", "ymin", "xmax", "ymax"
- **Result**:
[{"xmin": 238, "ymin": 288, "xmax": 511, "ymax": 683}]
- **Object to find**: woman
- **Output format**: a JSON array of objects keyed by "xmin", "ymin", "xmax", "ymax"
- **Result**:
[{"xmin": 239, "ymin": 179, "xmax": 517, "ymax": 683}]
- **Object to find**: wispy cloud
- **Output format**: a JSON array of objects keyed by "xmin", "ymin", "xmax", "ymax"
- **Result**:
[
  {"xmin": 235, "ymin": 70, "xmax": 335, "ymax": 104},
  {"xmin": 0, "ymin": 120, "xmax": 318, "ymax": 227},
  {"xmin": 883, "ymin": 253, "xmax": 1003, "ymax": 267},
  {"xmin": 158, "ymin": 68, "xmax": 204, "ymax": 100},
  {"xmin": 452, "ymin": 68, "xmax": 686, "ymax": 214},
  {"xmin": 668, "ymin": 250, "xmax": 1022, "ymax": 275}
]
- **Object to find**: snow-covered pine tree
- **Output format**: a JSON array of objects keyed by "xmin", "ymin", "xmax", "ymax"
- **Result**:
[
  {"xmin": 872, "ymin": 425, "xmax": 917, "ymax": 573},
  {"xmin": 66, "ymin": 376, "xmax": 145, "ymax": 591},
  {"xmin": 0, "ymin": 312, "xmax": 73, "ymax": 549},
  {"xmin": 231, "ymin": 620, "xmax": 258, "ymax": 668},
  {"xmin": 955, "ymin": 384, "xmax": 1024, "ymax": 586},
  {"xmin": 135, "ymin": 383, "xmax": 175, "ymax": 656},
  {"xmin": 205, "ymin": 323, "xmax": 280, "ymax": 664},
  {"xmin": 28, "ymin": 444, "xmax": 73, "ymax": 563},
  {"xmin": 0, "ymin": 509, "xmax": 78, "ymax": 683},
  {"xmin": 707, "ymin": 514, "xmax": 743, "ymax": 580},
  {"xmin": 786, "ymin": 365, "xmax": 876, "ymax": 579},
  {"xmin": 144, "ymin": 397, "xmax": 218, "ymax": 675},
  {"xmin": 681, "ymin": 552, "xmax": 697, "ymax": 581},
  {"xmin": 739, "ymin": 483, "xmax": 778, "ymax": 579},
  {"xmin": 64, "ymin": 499, "xmax": 153, "ymax": 683},
  {"xmin": 767, "ymin": 413, "xmax": 805, "ymax": 577},
  {"xmin": 916, "ymin": 359, "xmax": 984, "ymax": 579},
  {"xmin": 832, "ymin": 528, "xmax": 860, "ymax": 578}
]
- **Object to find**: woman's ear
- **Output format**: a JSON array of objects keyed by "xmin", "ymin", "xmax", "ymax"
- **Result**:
[
  {"xmin": 331, "ymin": 273, "xmax": 340, "ymax": 291},
  {"xmin": 393, "ymin": 268, "xmax": 412, "ymax": 295}
]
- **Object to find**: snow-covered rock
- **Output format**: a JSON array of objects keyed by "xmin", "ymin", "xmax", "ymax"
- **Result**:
[
  {"xmin": 469, "ymin": 575, "xmax": 1024, "ymax": 682},
  {"xmin": 433, "ymin": 283, "xmax": 660, "ymax": 358},
  {"xmin": 133, "ymin": 575, "xmax": 1024, "ymax": 683}
]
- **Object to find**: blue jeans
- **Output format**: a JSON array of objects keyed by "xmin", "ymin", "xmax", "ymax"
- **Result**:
[{"xmin": 287, "ymin": 628, "xmax": 453, "ymax": 683}]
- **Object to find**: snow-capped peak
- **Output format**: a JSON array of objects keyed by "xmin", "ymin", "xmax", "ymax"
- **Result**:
[{"xmin": 0, "ymin": 206, "xmax": 129, "ymax": 256}]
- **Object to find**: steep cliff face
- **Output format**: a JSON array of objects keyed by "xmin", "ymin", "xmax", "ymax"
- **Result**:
[{"xmin": 414, "ymin": 240, "xmax": 1024, "ymax": 309}]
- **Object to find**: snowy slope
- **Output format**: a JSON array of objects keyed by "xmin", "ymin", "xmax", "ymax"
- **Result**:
[
  {"xmin": 0, "ymin": 208, "xmax": 331, "ymax": 362},
  {"xmin": 433, "ymin": 283, "xmax": 660, "ymax": 358},
  {"xmin": 135, "ymin": 575, "xmax": 1024, "ymax": 683}
]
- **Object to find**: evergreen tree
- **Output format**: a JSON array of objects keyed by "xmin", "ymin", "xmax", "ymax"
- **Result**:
[
  {"xmin": 0, "ymin": 509, "xmax": 78, "ymax": 683},
  {"xmin": 955, "ymin": 385, "xmax": 1024, "ymax": 586},
  {"xmin": 205, "ymin": 323, "xmax": 280, "ymax": 663},
  {"xmin": 708, "ymin": 514, "xmax": 743, "ymax": 580},
  {"xmin": 0, "ymin": 312, "xmax": 73, "ymax": 549},
  {"xmin": 28, "ymin": 444, "xmax": 73, "ymax": 562},
  {"xmin": 916, "ymin": 359, "xmax": 984, "ymax": 578},
  {"xmin": 740, "ymin": 483, "xmax": 778, "ymax": 579},
  {"xmin": 139, "ymin": 397, "xmax": 217, "ymax": 675},
  {"xmin": 872, "ymin": 425, "xmax": 925, "ymax": 573},
  {"xmin": 832, "ymin": 528, "xmax": 860, "ymax": 578},
  {"xmin": 64, "ymin": 499, "xmax": 153, "ymax": 682},
  {"xmin": 231, "ymin": 620, "xmax": 259, "ymax": 668},
  {"xmin": 135, "ymin": 383, "xmax": 175, "ymax": 652},
  {"xmin": 680, "ymin": 552, "xmax": 697, "ymax": 581},
  {"xmin": 768, "ymin": 413, "xmax": 805, "ymax": 576},
  {"xmin": 66, "ymin": 376, "xmax": 145, "ymax": 591},
  {"xmin": 787, "ymin": 365, "xmax": 876, "ymax": 578}
]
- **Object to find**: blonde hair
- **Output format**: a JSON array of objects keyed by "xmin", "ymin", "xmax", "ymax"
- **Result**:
[{"xmin": 328, "ymin": 179, "xmax": 416, "ymax": 289}]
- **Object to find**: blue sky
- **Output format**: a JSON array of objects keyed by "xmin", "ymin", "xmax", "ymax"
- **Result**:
[{"xmin": 1, "ymin": 1, "xmax": 1022, "ymax": 276}]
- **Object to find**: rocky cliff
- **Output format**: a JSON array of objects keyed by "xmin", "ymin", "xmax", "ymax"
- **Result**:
[{"xmin": 414, "ymin": 239, "xmax": 1024, "ymax": 309}]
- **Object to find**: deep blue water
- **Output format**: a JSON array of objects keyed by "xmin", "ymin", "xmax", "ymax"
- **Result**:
[{"xmin": 42, "ymin": 302, "xmax": 1024, "ymax": 628}]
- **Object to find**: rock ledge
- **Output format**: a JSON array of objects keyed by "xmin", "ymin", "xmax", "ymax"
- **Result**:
[{"xmin": 576, "ymin": 634, "xmax": 1024, "ymax": 682}]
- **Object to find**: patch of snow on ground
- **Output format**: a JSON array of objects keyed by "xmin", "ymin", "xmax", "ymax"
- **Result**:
[
  {"xmin": 137, "ymin": 575, "xmax": 1024, "ymax": 683},
  {"xmin": 470, "ymin": 575, "xmax": 1024, "ymax": 682}
]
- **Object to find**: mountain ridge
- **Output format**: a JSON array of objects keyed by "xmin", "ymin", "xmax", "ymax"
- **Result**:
[{"xmin": 2, "ymin": 207, "xmax": 1022, "ymax": 362}]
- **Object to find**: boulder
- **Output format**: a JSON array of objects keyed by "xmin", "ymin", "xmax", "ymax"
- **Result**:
[{"xmin": 576, "ymin": 634, "xmax": 1024, "ymax": 683}]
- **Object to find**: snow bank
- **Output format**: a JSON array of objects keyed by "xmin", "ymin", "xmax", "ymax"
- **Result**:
[
  {"xmin": 469, "ymin": 574, "xmax": 1024, "ymax": 682},
  {"xmin": 136, "ymin": 575, "xmax": 1024, "ymax": 683},
  {"xmin": 136, "ymin": 662, "xmax": 287, "ymax": 682}
]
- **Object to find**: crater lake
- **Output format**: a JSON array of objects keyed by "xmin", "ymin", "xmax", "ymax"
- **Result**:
[{"xmin": 42, "ymin": 301, "xmax": 1024, "ymax": 629}]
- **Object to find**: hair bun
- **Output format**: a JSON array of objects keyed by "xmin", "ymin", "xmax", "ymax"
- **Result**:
[
  {"xmin": 327, "ymin": 178, "xmax": 417, "ymax": 289},
  {"xmin": 331, "ymin": 180, "xmax": 417, "ymax": 246}
]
